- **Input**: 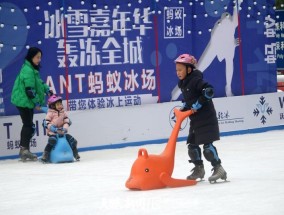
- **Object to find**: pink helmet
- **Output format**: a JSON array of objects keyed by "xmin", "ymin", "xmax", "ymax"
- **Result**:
[
  {"xmin": 48, "ymin": 95, "xmax": 62, "ymax": 106},
  {"xmin": 174, "ymin": 54, "xmax": 197, "ymax": 68}
]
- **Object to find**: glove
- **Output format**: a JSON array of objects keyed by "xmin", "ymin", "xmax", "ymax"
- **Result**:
[
  {"xmin": 42, "ymin": 119, "xmax": 48, "ymax": 129},
  {"xmin": 47, "ymin": 90, "xmax": 53, "ymax": 96},
  {"xmin": 44, "ymin": 84, "xmax": 53, "ymax": 96},
  {"xmin": 60, "ymin": 128, "xmax": 67, "ymax": 133},
  {"xmin": 50, "ymin": 125, "xmax": 58, "ymax": 133},
  {"xmin": 191, "ymin": 100, "xmax": 202, "ymax": 111},
  {"xmin": 57, "ymin": 128, "xmax": 67, "ymax": 136},
  {"xmin": 25, "ymin": 87, "xmax": 36, "ymax": 99},
  {"xmin": 180, "ymin": 102, "xmax": 189, "ymax": 112}
]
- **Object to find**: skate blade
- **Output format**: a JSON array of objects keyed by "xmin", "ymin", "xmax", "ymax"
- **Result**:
[
  {"xmin": 18, "ymin": 158, "xmax": 38, "ymax": 162},
  {"xmin": 38, "ymin": 157, "xmax": 80, "ymax": 164},
  {"xmin": 209, "ymin": 179, "xmax": 230, "ymax": 184},
  {"xmin": 37, "ymin": 156, "xmax": 50, "ymax": 164}
]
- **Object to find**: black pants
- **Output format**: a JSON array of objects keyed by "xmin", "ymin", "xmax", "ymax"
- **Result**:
[{"xmin": 16, "ymin": 106, "xmax": 34, "ymax": 149}]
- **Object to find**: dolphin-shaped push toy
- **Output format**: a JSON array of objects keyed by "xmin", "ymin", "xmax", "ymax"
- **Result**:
[{"xmin": 125, "ymin": 108, "xmax": 197, "ymax": 190}]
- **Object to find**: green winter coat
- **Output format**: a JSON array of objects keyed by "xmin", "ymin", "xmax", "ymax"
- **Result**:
[{"xmin": 11, "ymin": 60, "xmax": 49, "ymax": 109}]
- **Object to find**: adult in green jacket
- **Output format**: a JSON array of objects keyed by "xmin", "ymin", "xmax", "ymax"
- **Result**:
[{"xmin": 11, "ymin": 47, "xmax": 51, "ymax": 161}]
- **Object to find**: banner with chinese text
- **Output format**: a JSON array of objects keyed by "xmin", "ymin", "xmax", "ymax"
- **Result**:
[{"xmin": 0, "ymin": 0, "xmax": 277, "ymax": 116}]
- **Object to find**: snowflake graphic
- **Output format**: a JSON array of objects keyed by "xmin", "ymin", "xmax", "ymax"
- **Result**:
[{"xmin": 253, "ymin": 96, "xmax": 273, "ymax": 124}]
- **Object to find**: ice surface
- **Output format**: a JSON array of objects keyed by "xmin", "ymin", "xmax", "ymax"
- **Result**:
[{"xmin": 0, "ymin": 130, "xmax": 284, "ymax": 215}]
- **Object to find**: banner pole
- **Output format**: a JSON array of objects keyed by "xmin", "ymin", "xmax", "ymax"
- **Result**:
[{"xmin": 62, "ymin": 0, "xmax": 69, "ymax": 110}]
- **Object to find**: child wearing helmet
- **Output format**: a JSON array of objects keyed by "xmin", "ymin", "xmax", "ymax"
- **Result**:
[
  {"xmin": 41, "ymin": 95, "xmax": 80, "ymax": 162},
  {"xmin": 175, "ymin": 53, "xmax": 227, "ymax": 183}
]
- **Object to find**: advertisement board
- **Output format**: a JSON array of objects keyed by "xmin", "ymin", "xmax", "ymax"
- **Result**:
[{"xmin": 0, "ymin": 0, "xmax": 277, "ymax": 116}]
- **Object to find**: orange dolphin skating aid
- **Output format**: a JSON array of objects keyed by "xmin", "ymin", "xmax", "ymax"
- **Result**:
[{"xmin": 125, "ymin": 108, "xmax": 197, "ymax": 190}]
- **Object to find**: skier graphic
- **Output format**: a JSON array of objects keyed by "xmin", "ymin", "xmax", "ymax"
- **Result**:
[{"xmin": 171, "ymin": 0, "xmax": 243, "ymax": 100}]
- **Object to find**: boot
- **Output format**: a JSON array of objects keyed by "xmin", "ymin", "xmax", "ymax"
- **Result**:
[
  {"xmin": 19, "ymin": 147, "xmax": 38, "ymax": 161},
  {"xmin": 208, "ymin": 164, "xmax": 227, "ymax": 183},
  {"xmin": 41, "ymin": 151, "xmax": 50, "ymax": 163},
  {"xmin": 72, "ymin": 148, "xmax": 80, "ymax": 161},
  {"xmin": 186, "ymin": 164, "xmax": 205, "ymax": 180}
]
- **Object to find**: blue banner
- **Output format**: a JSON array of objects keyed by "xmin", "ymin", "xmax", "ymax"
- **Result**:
[
  {"xmin": 276, "ymin": 10, "xmax": 284, "ymax": 70},
  {"xmin": 0, "ymin": 0, "xmax": 277, "ymax": 116}
]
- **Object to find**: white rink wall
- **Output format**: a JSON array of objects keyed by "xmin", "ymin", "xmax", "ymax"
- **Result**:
[{"xmin": 1, "ymin": 92, "xmax": 284, "ymax": 159}]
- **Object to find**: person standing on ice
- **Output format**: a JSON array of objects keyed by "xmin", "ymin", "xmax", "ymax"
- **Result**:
[
  {"xmin": 41, "ymin": 95, "xmax": 80, "ymax": 162},
  {"xmin": 11, "ymin": 47, "xmax": 51, "ymax": 161},
  {"xmin": 175, "ymin": 53, "xmax": 227, "ymax": 183}
]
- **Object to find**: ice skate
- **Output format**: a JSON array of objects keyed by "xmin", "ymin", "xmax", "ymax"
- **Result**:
[
  {"xmin": 41, "ymin": 151, "xmax": 50, "ymax": 163},
  {"xmin": 74, "ymin": 153, "xmax": 80, "ymax": 161},
  {"xmin": 72, "ymin": 148, "xmax": 80, "ymax": 161},
  {"xmin": 208, "ymin": 164, "xmax": 227, "ymax": 183},
  {"xmin": 186, "ymin": 164, "xmax": 205, "ymax": 180},
  {"xmin": 19, "ymin": 148, "xmax": 38, "ymax": 161}
]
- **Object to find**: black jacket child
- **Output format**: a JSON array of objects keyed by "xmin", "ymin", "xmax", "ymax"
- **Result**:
[{"xmin": 178, "ymin": 69, "xmax": 219, "ymax": 145}]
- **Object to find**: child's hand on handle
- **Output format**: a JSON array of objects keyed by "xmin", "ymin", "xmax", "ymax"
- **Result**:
[
  {"xmin": 57, "ymin": 128, "xmax": 67, "ymax": 135},
  {"xmin": 180, "ymin": 102, "xmax": 190, "ymax": 112},
  {"xmin": 50, "ymin": 125, "xmax": 58, "ymax": 133},
  {"xmin": 191, "ymin": 100, "xmax": 202, "ymax": 113}
]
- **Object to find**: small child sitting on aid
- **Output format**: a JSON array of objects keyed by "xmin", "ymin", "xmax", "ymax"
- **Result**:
[{"xmin": 41, "ymin": 95, "xmax": 80, "ymax": 162}]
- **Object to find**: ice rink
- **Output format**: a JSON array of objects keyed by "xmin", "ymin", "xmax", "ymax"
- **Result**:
[{"xmin": 1, "ymin": 129, "xmax": 284, "ymax": 215}]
